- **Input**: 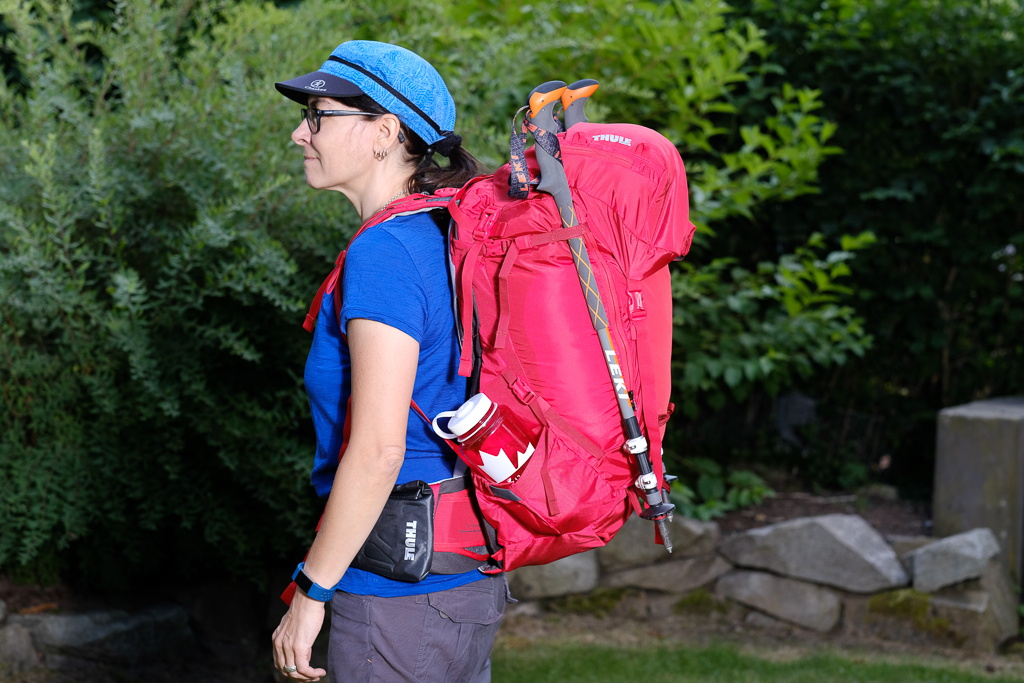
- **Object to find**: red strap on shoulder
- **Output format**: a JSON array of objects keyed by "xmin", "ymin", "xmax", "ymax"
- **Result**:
[{"xmin": 303, "ymin": 194, "xmax": 453, "ymax": 333}]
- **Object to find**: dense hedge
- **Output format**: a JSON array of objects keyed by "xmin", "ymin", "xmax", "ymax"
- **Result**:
[
  {"xmin": 721, "ymin": 0, "xmax": 1024, "ymax": 495},
  {"xmin": 0, "ymin": 0, "xmax": 865, "ymax": 586}
]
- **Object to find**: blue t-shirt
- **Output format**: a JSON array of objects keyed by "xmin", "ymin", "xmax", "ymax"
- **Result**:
[{"xmin": 304, "ymin": 209, "xmax": 485, "ymax": 597}]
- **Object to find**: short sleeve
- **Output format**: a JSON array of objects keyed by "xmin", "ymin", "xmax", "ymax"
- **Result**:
[{"xmin": 339, "ymin": 227, "xmax": 428, "ymax": 342}]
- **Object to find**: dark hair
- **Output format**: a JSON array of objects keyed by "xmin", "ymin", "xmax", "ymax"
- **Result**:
[{"xmin": 337, "ymin": 95, "xmax": 485, "ymax": 195}]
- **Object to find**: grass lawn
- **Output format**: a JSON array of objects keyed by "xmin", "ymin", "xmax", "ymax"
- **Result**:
[{"xmin": 491, "ymin": 642, "xmax": 1020, "ymax": 683}]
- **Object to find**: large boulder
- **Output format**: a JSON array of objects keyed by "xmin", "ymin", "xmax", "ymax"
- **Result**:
[
  {"xmin": 9, "ymin": 604, "xmax": 193, "ymax": 666},
  {"xmin": 843, "ymin": 571, "xmax": 1017, "ymax": 654},
  {"xmin": 0, "ymin": 624, "xmax": 40, "ymax": 673},
  {"xmin": 506, "ymin": 550, "xmax": 599, "ymax": 599},
  {"xmin": 930, "ymin": 590, "xmax": 1013, "ymax": 653},
  {"xmin": 602, "ymin": 554, "xmax": 731, "ymax": 593},
  {"xmin": 718, "ymin": 514, "xmax": 908, "ymax": 593},
  {"xmin": 668, "ymin": 517, "xmax": 720, "ymax": 557},
  {"xmin": 905, "ymin": 528, "xmax": 1000, "ymax": 592},
  {"xmin": 598, "ymin": 516, "xmax": 719, "ymax": 572},
  {"xmin": 715, "ymin": 570, "xmax": 841, "ymax": 633}
]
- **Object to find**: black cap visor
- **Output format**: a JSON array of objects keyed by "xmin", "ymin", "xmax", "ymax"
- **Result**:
[{"xmin": 274, "ymin": 71, "xmax": 364, "ymax": 105}]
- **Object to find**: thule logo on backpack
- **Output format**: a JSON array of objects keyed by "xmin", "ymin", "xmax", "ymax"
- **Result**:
[
  {"xmin": 593, "ymin": 134, "xmax": 631, "ymax": 146},
  {"xmin": 404, "ymin": 521, "xmax": 417, "ymax": 560}
]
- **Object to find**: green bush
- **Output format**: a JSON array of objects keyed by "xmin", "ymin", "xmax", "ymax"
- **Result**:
[
  {"xmin": 725, "ymin": 0, "xmax": 1024, "ymax": 494},
  {"xmin": 0, "ymin": 0, "xmax": 868, "ymax": 584}
]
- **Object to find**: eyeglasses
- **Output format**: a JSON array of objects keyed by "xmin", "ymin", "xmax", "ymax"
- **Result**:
[{"xmin": 301, "ymin": 107, "xmax": 377, "ymax": 134}]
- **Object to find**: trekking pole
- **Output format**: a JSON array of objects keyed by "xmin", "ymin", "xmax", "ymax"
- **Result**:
[
  {"xmin": 525, "ymin": 81, "xmax": 675, "ymax": 552},
  {"xmin": 561, "ymin": 79, "xmax": 599, "ymax": 129}
]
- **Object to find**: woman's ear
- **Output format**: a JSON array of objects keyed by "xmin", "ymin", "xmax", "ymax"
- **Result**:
[{"xmin": 377, "ymin": 114, "xmax": 403, "ymax": 148}]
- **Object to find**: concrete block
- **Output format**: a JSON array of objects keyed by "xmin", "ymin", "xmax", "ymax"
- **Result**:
[{"xmin": 934, "ymin": 396, "xmax": 1024, "ymax": 583}]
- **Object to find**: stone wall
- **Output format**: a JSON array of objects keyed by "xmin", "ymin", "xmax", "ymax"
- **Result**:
[{"xmin": 507, "ymin": 513, "xmax": 1019, "ymax": 653}]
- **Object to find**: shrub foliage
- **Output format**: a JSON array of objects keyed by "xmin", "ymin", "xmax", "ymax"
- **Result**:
[
  {"xmin": 726, "ymin": 0, "xmax": 1024, "ymax": 493},
  {"xmin": 0, "ymin": 0, "xmax": 866, "ymax": 583}
]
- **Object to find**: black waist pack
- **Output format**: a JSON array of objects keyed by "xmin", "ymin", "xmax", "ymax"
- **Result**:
[{"xmin": 351, "ymin": 480, "xmax": 434, "ymax": 582}]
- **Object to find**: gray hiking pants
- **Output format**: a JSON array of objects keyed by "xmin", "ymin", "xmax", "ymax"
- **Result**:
[{"xmin": 328, "ymin": 574, "xmax": 511, "ymax": 683}]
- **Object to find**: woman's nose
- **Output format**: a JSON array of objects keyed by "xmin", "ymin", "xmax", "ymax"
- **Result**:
[{"xmin": 292, "ymin": 119, "xmax": 311, "ymax": 146}]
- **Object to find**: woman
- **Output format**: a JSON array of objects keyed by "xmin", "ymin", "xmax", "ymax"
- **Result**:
[{"xmin": 271, "ymin": 41, "xmax": 508, "ymax": 683}]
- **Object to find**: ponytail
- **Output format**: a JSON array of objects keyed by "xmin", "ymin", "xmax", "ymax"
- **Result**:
[
  {"xmin": 403, "ymin": 133, "xmax": 483, "ymax": 195},
  {"xmin": 336, "ymin": 95, "xmax": 486, "ymax": 195}
]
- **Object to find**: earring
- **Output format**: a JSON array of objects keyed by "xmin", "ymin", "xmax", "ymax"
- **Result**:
[{"xmin": 374, "ymin": 148, "xmax": 388, "ymax": 161}]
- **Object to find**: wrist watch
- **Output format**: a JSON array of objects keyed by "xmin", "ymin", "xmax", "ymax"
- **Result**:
[{"xmin": 292, "ymin": 562, "xmax": 336, "ymax": 602}]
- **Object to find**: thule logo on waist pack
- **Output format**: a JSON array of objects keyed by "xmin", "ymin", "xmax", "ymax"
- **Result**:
[
  {"xmin": 404, "ymin": 521, "xmax": 417, "ymax": 560},
  {"xmin": 593, "ymin": 134, "xmax": 631, "ymax": 146}
]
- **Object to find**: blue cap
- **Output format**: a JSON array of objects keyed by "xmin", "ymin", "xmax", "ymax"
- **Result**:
[{"xmin": 276, "ymin": 41, "xmax": 456, "ymax": 149}]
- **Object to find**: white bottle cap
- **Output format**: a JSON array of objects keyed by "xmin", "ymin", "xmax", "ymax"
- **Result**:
[{"xmin": 446, "ymin": 393, "xmax": 493, "ymax": 438}]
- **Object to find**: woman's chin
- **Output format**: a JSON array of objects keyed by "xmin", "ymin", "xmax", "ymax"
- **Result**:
[{"xmin": 303, "ymin": 173, "xmax": 326, "ymax": 190}]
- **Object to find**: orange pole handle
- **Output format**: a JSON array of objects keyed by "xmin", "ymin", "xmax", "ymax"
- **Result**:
[
  {"xmin": 561, "ymin": 79, "xmax": 599, "ymax": 109},
  {"xmin": 529, "ymin": 84, "xmax": 567, "ymax": 119}
]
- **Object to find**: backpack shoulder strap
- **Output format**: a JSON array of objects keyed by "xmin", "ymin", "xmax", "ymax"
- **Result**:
[{"xmin": 302, "ymin": 193, "xmax": 455, "ymax": 333}]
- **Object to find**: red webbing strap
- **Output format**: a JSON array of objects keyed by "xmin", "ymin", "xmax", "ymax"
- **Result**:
[
  {"xmin": 410, "ymin": 400, "xmax": 459, "ymax": 454},
  {"xmin": 303, "ymin": 194, "xmax": 451, "ymax": 333},
  {"xmin": 526, "ymin": 222, "xmax": 589, "ymax": 246},
  {"xmin": 493, "ymin": 241, "xmax": 520, "ymax": 349},
  {"xmin": 499, "ymin": 365, "xmax": 546, "ymax": 426},
  {"xmin": 457, "ymin": 241, "xmax": 484, "ymax": 377},
  {"xmin": 540, "ymin": 407, "xmax": 605, "ymax": 461},
  {"xmin": 303, "ymin": 265, "xmax": 340, "ymax": 332}
]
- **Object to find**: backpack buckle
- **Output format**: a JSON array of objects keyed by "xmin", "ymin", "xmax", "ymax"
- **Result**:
[
  {"xmin": 509, "ymin": 376, "xmax": 536, "ymax": 404},
  {"xmin": 627, "ymin": 289, "xmax": 646, "ymax": 321}
]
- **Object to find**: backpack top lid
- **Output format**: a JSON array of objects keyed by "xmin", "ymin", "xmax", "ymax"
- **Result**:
[{"xmin": 489, "ymin": 122, "xmax": 695, "ymax": 281}]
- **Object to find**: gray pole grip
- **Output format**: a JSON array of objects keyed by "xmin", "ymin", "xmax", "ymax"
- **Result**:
[
  {"xmin": 563, "ymin": 79, "xmax": 599, "ymax": 130},
  {"xmin": 527, "ymin": 82, "xmax": 573, "ymax": 210}
]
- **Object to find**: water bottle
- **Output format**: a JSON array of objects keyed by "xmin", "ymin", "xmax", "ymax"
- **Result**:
[{"xmin": 432, "ymin": 393, "xmax": 537, "ymax": 484}]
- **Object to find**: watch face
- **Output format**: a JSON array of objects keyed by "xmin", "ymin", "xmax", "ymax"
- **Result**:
[
  {"xmin": 294, "ymin": 566, "xmax": 332, "ymax": 601},
  {"xmin": 294, "ymin": 568, "xmax": 314, "ymax": 593}
]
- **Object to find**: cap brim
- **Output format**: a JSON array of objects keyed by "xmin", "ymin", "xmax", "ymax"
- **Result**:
[{"xmin": 274, "ymin": 71, "xmax": 364, "ymax": 105}]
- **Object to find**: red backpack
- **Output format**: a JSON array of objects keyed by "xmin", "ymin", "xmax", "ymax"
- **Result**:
[{"xmin": 443, "ymin": 109, "xmax": 694, "ymax": 571}]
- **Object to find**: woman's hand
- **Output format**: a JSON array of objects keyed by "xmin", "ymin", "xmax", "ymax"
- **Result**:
[{"xmin": 272, "ymin": 591, "xmax": 328, "ymax": 681}]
